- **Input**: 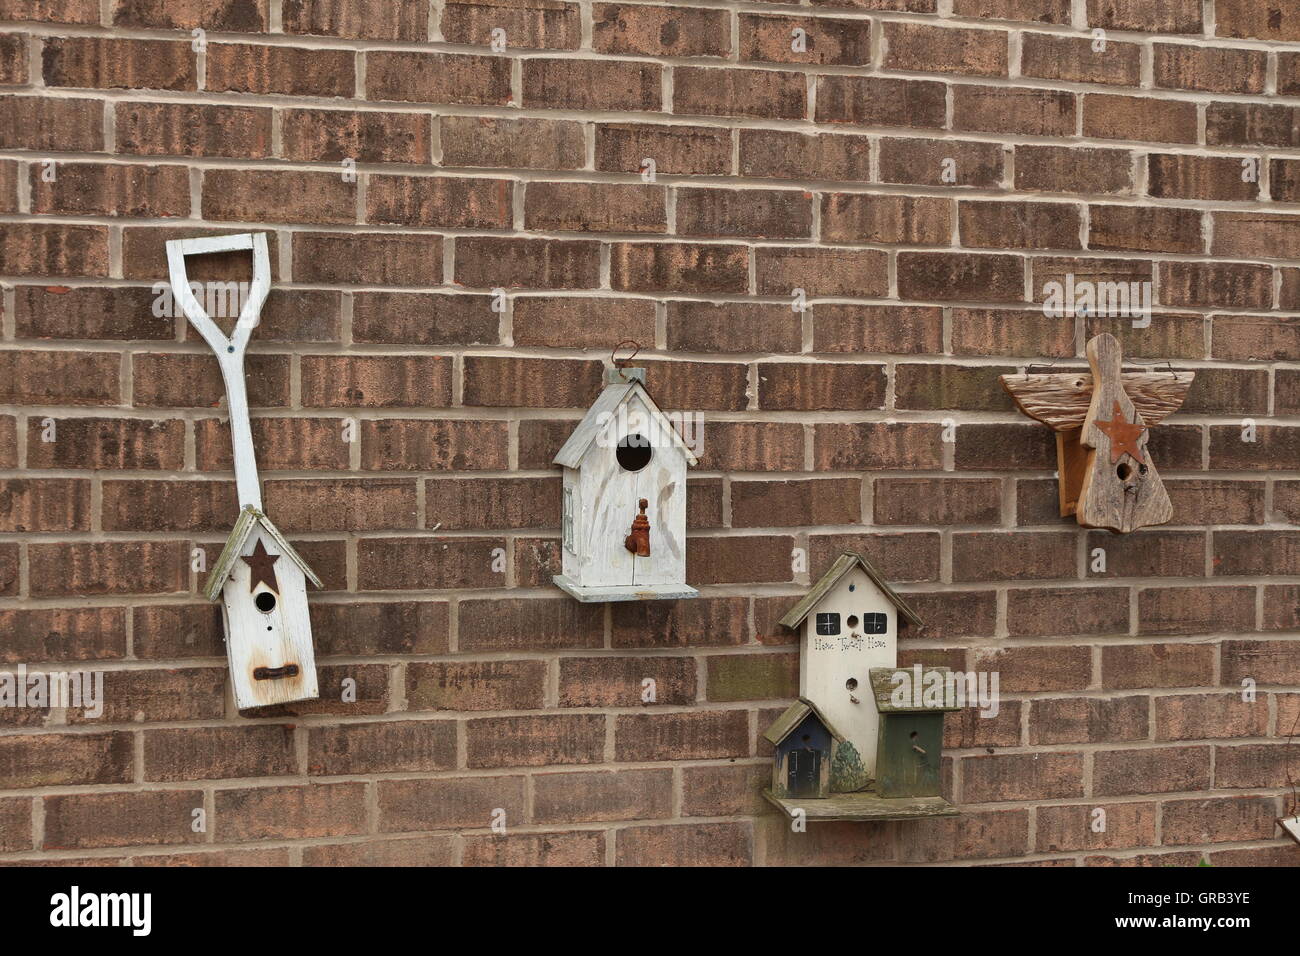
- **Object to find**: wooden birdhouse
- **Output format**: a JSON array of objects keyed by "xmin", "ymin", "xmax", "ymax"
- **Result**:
[
  {"xmin": 869, "ymin": 666, "xmax": 961, "ymax": 800},
  {"xmin": 166, "ymin": 233, "xmax": 321, "ymax": 710},
  {"xmin": 763, "ymin": 697, "xmax": 845, "ymax": 800},
  {"xmin": 779, "ymin": 552, "xmax": 922, "ymax": 786},
  {"xmin": 1000, "ymin": 333, "xmax": 1194, "ymax": 533},
  {"xmin": 552, "ymin": 364, "xmax": 699, "ymax": 602}
]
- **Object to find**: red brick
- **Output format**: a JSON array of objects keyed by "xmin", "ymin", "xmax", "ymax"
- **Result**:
[
  {"xmin": 523, "ymin": 58, "xmax": 660, "ymax": 111},
  {"xmin": 884, "ymin": 22, "xmax": 1006, "ymax": 76},
  {"xmin": 1162, "ymin": 795, "xmax": 1279, "ymax": 844},
  {"xmin": 1022, "ymin": 33, "xmax": 1140, "ymax": 85},
  {"xmin": 206, "ymin": 42, "xmax": 355, "ymax": 97},
  {"xmin": 301, "ymin": 355, "xmax": 453, "ymax": 408},
  {"xmin": 463, "ymin": 830, "xmax": 603, "ymax": 866},
  {"xmin": 361, "ymin": 419, "xmax": 508, "ymax": 472},
  {"xmin": 1, "ymin": 0, "xmax": 99, "ymax": 23},
  {"xmin": 524, "ymin": 181, "xmax": 666, "ymax": 233},
  {"xmin": 953, "ymin": 0, "xmax": 1070, "ymax": 20},
  {"xmin": 675, "ymin": 66, "xmax": 805, "ymax": 120},
  {"xmin": 1138, "ymin": 586, "xmax": 1255, "ymax": 636},
  {"xmin": 733, "ymin": 478, "xmax": 861, "ymax": 527},
  {"xmin": 739, "ymin": 128, "xmax": 871, "ymax": 182},
  {"xmin": 0, "ymin": 478, "xmax": 91, "ymax": 532},
  {"xmin": 144, "ymin": 725, "xmax": 296, "ymax": 782},
  {"xmin": 741, "ymin": 13, "xmax": 870, "ymax": 66},
  {"xmin": 215, "ymin": 783, "xmax": 368, "ymax": 841},
  {"xmin": 353, "ymin": 292, "xmax": 496, "ymax": 346},
  {"xmin": 1089, "ymin": 204, "xmax": 1203, "ymax": 255},
  {"xmin": 463, "ymin": 356, "xmax": 601, "ymax": 407},
  {"xmin": 467, "ymin": 714, "xmax": 604, "ymax": 768},
  {"xmin": 1159, "ymin": 261, "xmax": 1272, "ymax": 310},
  {"xmin": 1153, "ymin": 43, "xmax": 1267, "ymax": 94},
  {"xmin": 822, "ymin": 194, "xmax": 951, "ymax": 246},
  {"xmin": 445, "ymin": 0, "xmax": 580, "ymax": 50},
  {"xmin": 1216, "ymin": 0, "xmax": 1300, "ymax": 41},
  {"xmin": 29, "ymin": 541, "xmax": 190, "ymax": 597},
  {"xmin": 612, "ymin": 598, "xmax": 748, "ymax": 649},
  {"xmin": 758, "ymin": 362, "xmax": 886, "ymax": 410},
  {"xmin": 1222, "ymin": 639, "xmax": 1300, "ymax": 685},
  {"xmin": 972, "ymin": 644, "xmax": 1092, "ymax": 692},
  {"xmin": 281, "ymin": 108, "xmax": 431, "ymax": 164},
  {"xmin": 677, "ymin": 187, "xmax": 812, "ymax": 239},
  {"xmin": 0, "ymin": 733, "xmax": 133, "ymax": 788},
  {"xmin": 113, "ymin": 0, "xmax": 268, "ymax": 30},
  {"xmin": 301, "ymin": 838, "xmax": 453, "ymax": 867},
  {"xmin": 43, "ymin": 36, "xmax": 196, "ymax": 90},
  {"xmin": 367, "ymin": 174, "xmax": 511, "ymax": 229},
  {"xmin": 816, "ymin": 422, "xmax": 945, "ymax": 470},
  {"xmin": 535, "ymin": 768, "xmax": 674, "ymax": 823},
  {"xmin": 1149, "ymin": 154, "xmax": 1259, "ymax": 202},
  {"xmin": 558, "ymin": 657, "xmax": 697, "ymax": 707},
  {"xmin": 962, "ymin": 752, "xmax": 1084, "ymax": 802},
  {"xmin": 0, "ymin": 95, "xmax": 102, "ymax": 151},
  {"xmin": 1036, "ymin": 802, "xmax": 1157, "ymax": 853},
  {"xmin": 115, "ymin": 102, "xmax": 271, "ymax": 158},
  {"xmin": 1214, "ymin": 743, "xmax": 1294, "ymax": 789},
  {"xmin": 378, "ymin": 775, "xmax": 526, "ymax": 832},
  {"xmin": 594, "ymin": 3, "xmax": 728, "ymax": 57},
  {"xmin": 610, "ymin": 242, "xmax": 749, "ymax": 293},
  {"xmin": 308, "ymin": 720, "xmax": 457, "ymax": 774},
  {"xmin": 460, "ymin": 597, "xmax": 603, "ymax": 651},
  {"xmin": 1014, "ymin": 145, "xmax": 1135, "ymax": 195},
  {"xmin": 0, "ymin": 607, "xmax": 126, "ymax": 664},
  {"xmin": 880, "ymin": 137, "xmax": 1005, "ymax": 188},
  {"xmin": 283, "ymin": 0, "xmax": 425, "ymax": 40},
  {"xmin": 897, "ymin": 252, "xmax": 1025, "ymax": 302},
  {"xmin": 1101, "ymin": 643, "xmax": 1216, "ymax": 690},
  {"xmin": 616, "ymin": 822, "xmax": 751, "ymax": 866},
  {"xmin": 1086, "ymin": 0, "xmax": 1201, "ymax": 33},
  {"xmin": 1155, "ymin": 694, "xmax": 1267, "ymax": 741},
  {"xmin": 358, "ymin": 537, "xmax": 507, "ymax": 591},
  {"xmin": 615, "ymin": 710, "xmax": 750, "ymax": 760},
  {"xmin": 1083, "ymin": 94, "xmax": 1198, "ymax": 144},
  {"xmin": 687, "ymin": 535, "xmax": 796, "ymax": 584},
  {"xmin": 954, "ymin": 86, "xmax": 1075, "ymax": 137},
  {"xmin": 816, "ymin": 75, "xmax": 945, "ymax": 128},
  {"xmin": 44, "ymin": 790, "xmax": 205, "ymax": 850},
  {"xmin": 0, "ymin": 223, "xmax": 109, "ymax": 277},
  {"xmin": 32, "ymin": 162, "xmax": 189, "ymax": 218},
  {"xmin": 455, "ymin": 237, "xmax": 601, "ymax": 289},
  {"xmin": 28, "ymin": 417, "xmax": 183, "ymax": 471},
  {"xmin": 1030, "ymin": 696, "xmax": 1149, "ymax": 745},
  {"xmin": 815, "ymin": 304, "xmax": 945, "ymax": 354},
  {"xmin": 1093, "ymin": 746, "xmax": 1211, "ymax": 795},
  {"xmin": 1007, "ymin": 586, "xmax": 1129, "ymax": 636},
  {"xmin": 367, "ymin": 51, "xmax": 511, "ymax": 106},
  {"xmin": 595, "ymin": 123, "xmax": 730, "ymax": 175},
  {"xmin": 514, "ymin": 296, "xmax": 656, "ymax": 349},
  {"xmin": 204, "ymin": 169, "xmax": 355, "ymax": 224},
  {"xmin": 666, "ymin": 301, "xmax": 801, "ymax": 353}
]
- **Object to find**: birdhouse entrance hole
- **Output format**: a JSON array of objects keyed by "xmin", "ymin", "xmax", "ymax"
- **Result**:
[
  {"xmin": 616, "ymin": 434, "xmax": 652, "ymax": 472},
  {"xmin": 254, "ymin": 591, "xmax": 276, "ymax": 613}
]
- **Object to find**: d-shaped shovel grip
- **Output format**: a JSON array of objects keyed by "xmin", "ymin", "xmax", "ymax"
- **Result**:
[{"xmin": 164, "ymin": 233, "xmax": 272, "ymax": 511}]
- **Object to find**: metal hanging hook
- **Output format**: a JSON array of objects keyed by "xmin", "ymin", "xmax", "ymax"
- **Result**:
[{"xmin": 612, "ymin": 340, "xmax": 642, "ymax": 376}]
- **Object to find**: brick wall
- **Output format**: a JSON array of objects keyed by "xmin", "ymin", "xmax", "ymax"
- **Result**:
[{"xmin": 1, "ymin": 0, "xmax": 1299, "ymax": 866}]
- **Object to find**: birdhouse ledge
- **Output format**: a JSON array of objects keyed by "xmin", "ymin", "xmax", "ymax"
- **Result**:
[{"xmin": 763, "ymin": 790, "xmax": 959, "ymax": 822}]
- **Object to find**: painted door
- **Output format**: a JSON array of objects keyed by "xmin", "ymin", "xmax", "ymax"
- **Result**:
[{"xmin": 787, "ymin": 748, "xmax": 821, "ymax": 798}]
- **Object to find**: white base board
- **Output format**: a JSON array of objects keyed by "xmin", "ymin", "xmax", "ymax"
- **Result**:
[{"xmin": 553, "ymin": 574, "xmax": 699, "ymax": 603}]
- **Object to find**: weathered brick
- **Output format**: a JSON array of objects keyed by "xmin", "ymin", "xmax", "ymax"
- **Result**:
[
  {"xmin": 742, "ymin": 13, "xmax": 870, "ymax": 66},
  {"xmin": 0, "ymin": 223, "xmax": 109, "ymax": 277},
  {"xmin": 610, "ymin": 241, "xmax": 748, "ymax": 293},
  {"xmin": 594, "ymin": 3, "xmax": 728, "ymax": 57},
  {"xmin": 0, "ymin": 733, "xmax": 133, "ymax": 788},
  {"xmin": 358, "ymin": 537, "xmax": 508, "ymax": 591},
  {"xmin": 897, "ymin": 252, "xmax": 1025, "ymax": 302},
  {"xmin": 1083, "ymin": 94, "xmax": 1198, "ymax": 144},
  {"xmin": 534, "ymin": 769, "xmax": 674, "ymax": 824},
  {"xmin": 884, "ymin": 22, "xmax": 1006, "ymax": 76},
  {"xmin": 1086, "ymin": 0, "xmax": 1201, "ymax": 33},
  {"xmin": 30, "ymin": 541, "xmax": 190, "ymax": 597},
  {"xmin": 1089, "ymin": 204, "xmax": 1202, "ymax": 255},
  {"xmin": 116, "ymin": 102, "xmax": 271, "ymax": 158},
  {"xmin": 308, "ymin": 720, "xmax": 456, "ymax": 774},
  {"xmin": 1215, "ymin": 0, "xmax": 1300, "ymax": 41},
  {"xmin": 43, "ymin": 36, "xmax": 196, "ymax": 90},
  {"xmin": 954, "ymin": 86, "xmax": 1075, "ymax": 137},
  {"xmin": 817, "ymin": 75, "xmax": 945, "ymax": 128},
  {"xmin": 281, "ymin": 108, "xmax": 431, "ymax": 164},
  {"xmin": 467, "ymin": 714, "xmax": 604, "ymax": 768},
  {"xmin": 1036, "ymin": 802, "xmax": 1156, "ymax": 853},
  {"xmin": 44, "ymin": 790, "xmax": 205, "ymax": 850},
  {"xmin": 1162, "ymin": 795, "xmax": 1279, "ymax": 845},
  {"xmin": 1093, "ymin": 746, "xmax": 1211, "ymax": 795},
  {"xmin": 113, "ymin": 0, "xmax": 268, "ymax": 30},
  {"xmin": 445, "ymin": 0, "xmax": 580, "ymax": 49},
  {"xmin": 206, "ymin": 42, "xmax": 355, "ymax": 97},
  {"xmin": 523, "ymin": 58, "xmax": 660, "ymax": 111},
  {"xmin": 880, "ymin": 137, "xmax": 1005, "ymax": 188},
  {"xmin": 1014, "ymin": 145, "xmax": 1134, "ymax": 195},
  {"xmin": 1022, "ymin": 33, "xmax": 1140, "ymax": 85},
  {"xmin": 301, "ymin": 355, "xmax": 453, "ymax": 408},
  {"xmin": 144, "ymin": 725, "xmax": 296, "ymax": 782},
  {"xmin": 616, "ymin": 822, "xmax": 751, "ymax": 866},
  {"xmin": 367, "ymin": 174, "xmax": 510, "ymax": 229},
  {"xmin": 455, "ymin": 237, "xmax": 601, "ymax": 289},
  {"xmin": 1153, "ymin": 43, "xmax": 1267, "ymax": 94},
  {"xmin": 283, "ymin": 0, "xmax": 425, "ymax": 39},
  {"xmin": 444, "ymin": 115, "xmax": 585, "ymax": 170},
  {"xmin": 962, "ymin": 752, "xmax": 1084, "ymax": 802},
  {"xmin": 595, "ymin": 123, "xmax": 730, "ymax": 175},
  {"xmin": 525, "ymin": 181, "xmax": 666, "ymax": 233},
  {"xmin": 615, "ymin": 710, "xmax": 750, "ymax": 760},
  {"xmin": 352, "ymin": 292, "xmax": 497, "ymax": 346},
  {"xmin": 675, "ymin": 66, "xmax": 805, "ymax": 120},
  {"xmin": 367, "ymin": 51, "xmax": 511, "ymax": 106},
  {"xmin": 215, "ymin": 783, "xmax": 368, "ymax": 842},
  {"xmin": 0, "ymin": 95, "xmax": 102, "ymax": 151}
]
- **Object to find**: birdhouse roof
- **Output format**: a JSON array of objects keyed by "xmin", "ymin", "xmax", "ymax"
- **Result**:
[
  {"xmin": 553, "ymin": 375, "xmax": 699, "ymax": 469},
  {"xmin": 203, "ymin": 505, "xmax": 323, "ymax": 602},
  {"xmin": 763, "ymin": 697, "xmax": 847, "ymax": 746},
  {"xmin": 869, "ymin": 667, "xmax": 963, "ymax": 712},
  {"xmin": 778, "ymin": 551, "xmax": 924, "ymax": 632}
]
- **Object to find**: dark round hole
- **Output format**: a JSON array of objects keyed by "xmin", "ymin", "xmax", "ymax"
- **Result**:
[
  {"xmin": 616, "ymin": 433, "xmax": 653, "ymax": 472},
  {"xmin": 801, "ymin": 734, "xmax": 811, "ymax": 742},
  {"xmin": 1116, "ymin": 462, "xmax": 1132, "ymax": 481},
  {"xmin": 846, "ymin": 615, "xmax": 860, "ymax": 629},
  {"xmin": 254, "ymin": 591, "xmax": 277, "ymax": 613},
  {"xmin": 845, "ymin": 678, "xmax": 858, "ymax": 691}
]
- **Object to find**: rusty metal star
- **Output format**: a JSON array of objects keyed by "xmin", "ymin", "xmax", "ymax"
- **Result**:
[
  {"xmin": 1094, "ymin": 400, "xmax": 1147, "ymax": 465},
  {"xmin": 241, "ymin": 538, "xmax": 280, "ymax": 594}
]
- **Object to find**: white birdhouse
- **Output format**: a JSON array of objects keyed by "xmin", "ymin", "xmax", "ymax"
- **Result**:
[
  {"xmin": 553, "ymin": 365, "xmax": 699, "ymax": 602},
  {"xmin": 166, "ymin": 233, "xmax": 321, "ymax": 710},
  {"xmin": 779, "ymin": 551, "xmax": 923, "ymax": 782}
]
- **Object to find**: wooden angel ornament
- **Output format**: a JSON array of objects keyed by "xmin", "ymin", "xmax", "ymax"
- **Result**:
[
  {"xmin": 1000, "ymin": 333, "xmax": 1194, "ymax": 534},
  {"xmin": 167, "ymin": 233, "xmax": 321, "ymax": 709}
]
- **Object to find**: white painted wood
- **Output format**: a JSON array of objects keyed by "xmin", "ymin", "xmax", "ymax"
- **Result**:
[
  {"xmin": 555, "ymin": 383, "xmax": 694, "ymax": 600},
  {"xmin": 798, "ymin": 565, "xmax": 898, "ymax": 778},
  {"xmin": 222, "ymin": 526, "xmax": 318, "ymax": 710},
  {"xmin": 166, "ymin": 232, "xmax": 271, "ymax": 511}
]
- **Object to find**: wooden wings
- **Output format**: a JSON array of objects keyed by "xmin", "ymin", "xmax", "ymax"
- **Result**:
[{"xmin": 1000, "ymin": 334, "xmax": 1195, "ymax": 533}]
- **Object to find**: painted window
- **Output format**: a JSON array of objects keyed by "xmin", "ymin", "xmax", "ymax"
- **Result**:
[
  {"xmin": 815, "ymin": 612, "xmax": 841, "ymax": 635},
  {"xmin": 863, "ymin": 612, "xmax": 888, "ymax": 634}
]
